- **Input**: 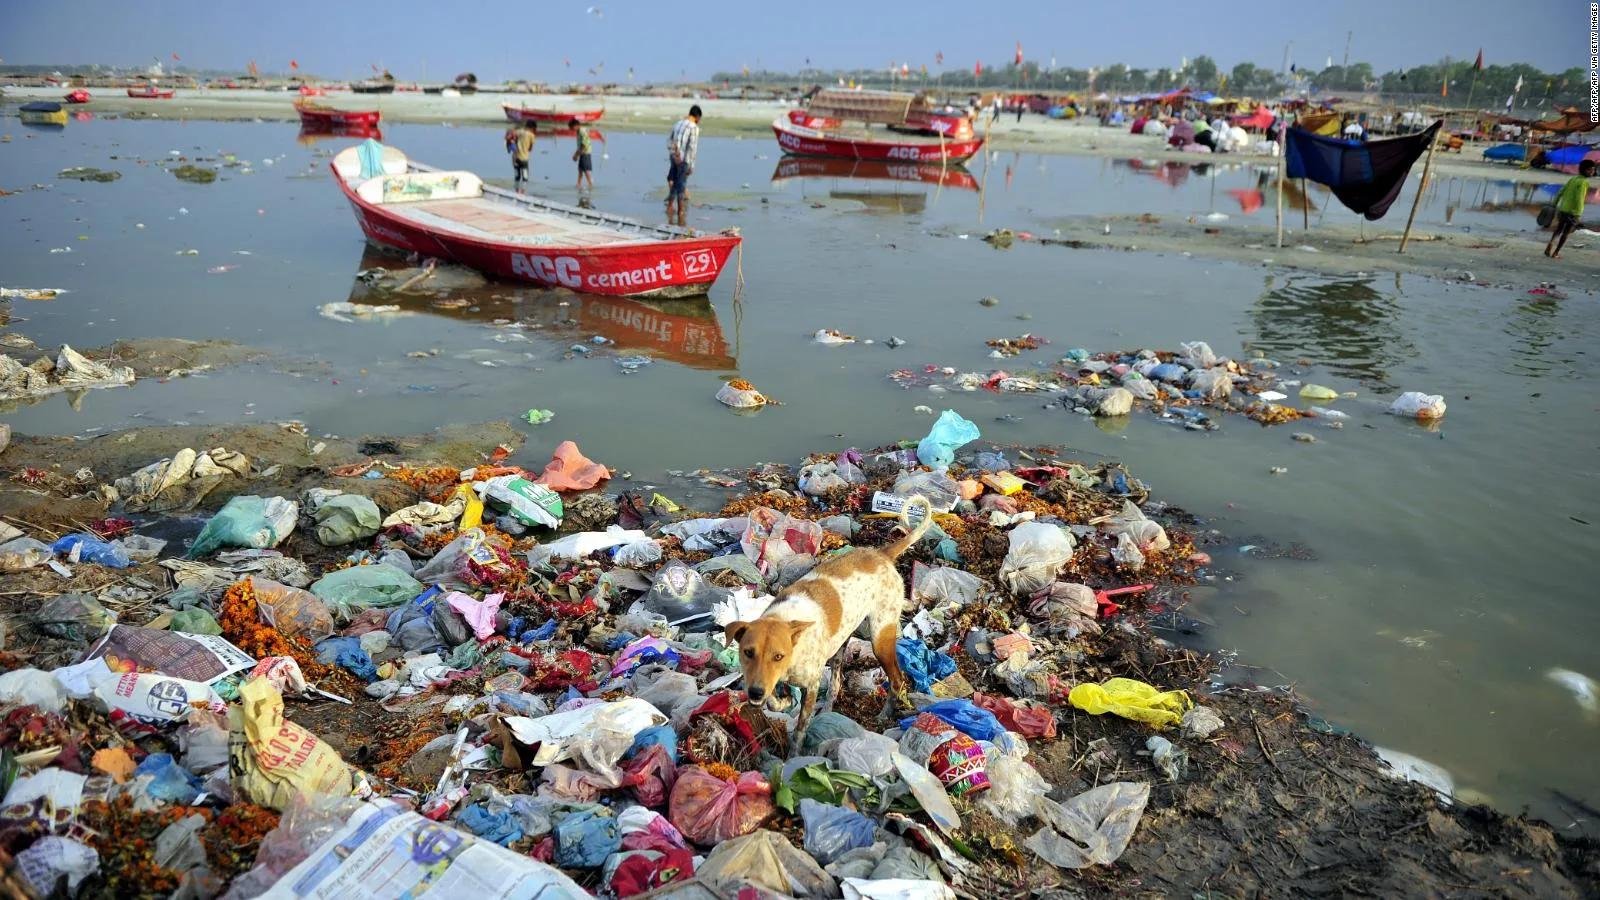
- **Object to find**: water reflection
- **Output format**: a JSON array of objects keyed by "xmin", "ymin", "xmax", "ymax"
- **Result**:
[
  {"xmin": 347, "ymin": 250, "xmax": 735, "ymax": 369},
  {"xmin": 1247, "ymin": 273, "xmax": 1413, "ymax": 391},
  {"xmin": 770, "ymin": 158, "xmax": 977, "ymax": 214},
  {"xmin": 297, "ymin": 122, "xmax": 383, "ymax": 146},
  {"xmin": 1502, "ymin": 295, "xmax": 1570, "ymax": 378}
]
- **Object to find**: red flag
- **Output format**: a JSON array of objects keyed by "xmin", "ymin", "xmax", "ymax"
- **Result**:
[
  {"xmin": 289, "ymin": 59, "xmax": 299, "ymax": 70},
  {"xmin": 1473, "ymin": 48, "xmax": 1483, "ymax": 70},
  {"xmin": 1440, "ymin": 77, "xmax": 1448, "ymax": 97},
  {"xmin": 974, "ymin": 60, "xmax": 983, "ymax": 77},
  {"xmin": 1014, "ymin": 42, "xmax": 1023, "ymax": 65},
  {"xmin": 171, "ymin": 52, "xmax": 180, "ymax": 62},
  {"xmin": 935, "ymin": 51, "xmax": 943, "ymax": 65}
]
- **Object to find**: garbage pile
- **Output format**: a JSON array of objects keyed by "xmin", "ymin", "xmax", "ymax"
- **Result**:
[
  {"xmin": 0, "ymin": 345, "xmax": 135, "ymax": 403},
  {"xmin": 0, "ymin": 413, "xmax": 1234, "ymax": 899}
]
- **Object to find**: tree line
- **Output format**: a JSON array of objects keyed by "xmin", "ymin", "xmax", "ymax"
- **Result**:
[{"xmin": 711, "ymin": 55, "xmax": 1592, "ymax": 110}]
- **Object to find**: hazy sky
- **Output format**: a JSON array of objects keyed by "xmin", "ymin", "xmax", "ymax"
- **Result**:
[{"xmin": 1, "ymin": 0, "xmax": 1584, "ymax": 81}]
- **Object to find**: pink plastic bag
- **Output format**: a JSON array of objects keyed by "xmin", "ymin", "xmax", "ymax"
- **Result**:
[
  {"xmin": 622, "ymin": 745, "xmax": 678, "ymax": 808},
  {"xmin": 444, "ymin": 591, "xmax": 503, "ymax": 640},
  {"xmin": 668, "ymin": 766, "xmax": 773, "ymax": 846},
  {"xmin": 536, "ymin": 441, "xmax": 611, "ymax": 491}
]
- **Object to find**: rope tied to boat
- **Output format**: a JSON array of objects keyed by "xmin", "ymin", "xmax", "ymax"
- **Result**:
[{"xmin": 720, "ymin": 226, "xmax": 745, "ymax": 302}]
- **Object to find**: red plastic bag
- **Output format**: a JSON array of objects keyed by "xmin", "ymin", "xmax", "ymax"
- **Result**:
[
  {"xmin": 622, "ymin": 744, "xmax": 678, "ymax": 808},
  {"xmin": 973, "ymin": 691, "xmax": 1058, "ymax": 739},
  {"xmin": 668, "ymin": 765, "xmax": 773, "ymax": 846}
]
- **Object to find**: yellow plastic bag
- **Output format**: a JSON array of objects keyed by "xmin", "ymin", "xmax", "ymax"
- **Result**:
[
  {"xmin": 456, "ymin": 482, "xmax": 485, "ymax": 531},
  {"xmin": 229, "ymin": 677, "xmax": 365, "ymax": 810},
  {"xmin": 1068, "ymin": 677, "xmax": 1191, "ymax": 729}
]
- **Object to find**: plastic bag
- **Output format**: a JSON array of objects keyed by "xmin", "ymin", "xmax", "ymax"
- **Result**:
[
  {"xmin": 445, "ymin": 591, "xmax": 502, "ymax": 640},
  {"xmin": 476, "ymin": 476, "xmax": 564, "ymax": 528},
  {"xmin": 32, "ymin": 592, "xmax": 116, "ymax": 641},
  {"xmin": 1092, "ymin": 386, "xmax": 1135, "ymax": 416},
  {"xmin": 0, "ymin": 536, "xmax": 53, "ymax": 572},
  {"xmin": 916, "ymin": 409, "xmax": 980, "ymax": 469},
  {"xmin": 187, "ymin": 496, "xmax": 299, "ymax": 558},
  {"xmin": 1299, "ymin": 383, "xmax": 1339, "ymax": 400},
  {"xmin": 841, "ymin": 878, "xmax": 954, "ymax": 900},
  {"xmin": 51, "ymin": 533, "xmax": 131, "ymax": 568},
  {"xmin": 95, "ymin": 672, "xmax": 226, "ymax": 725},
  {"xmin": 310, "ymin": 564, "xmax": 422, "ymax": 620},
  {"xmin": 613, "ymin": 539, "xmax": 663, "ymax": 568},
  {"xmin": 640, "ymin": 560, "xmax": 730, "ymax": 627},
  {"xmin": 1120, "ymin": 371, "xmax": 1159, "ymax": 401},
  {"xmin": 1093, "ymin": 500, "xmax": 1170, "ymax": 552},
  {"xmin": 694, "ymin": 830, "xmax": 836, "ymax": 898},
  {"xmin": 14, "ymin": 836, "xmax": 100, "ymax": 897},
  {"xmin": 554, "ymin": 808, "xmax": 622, "ymax": 868},
  {"xmin": 119, "ymin": 534, "xmax": 167, "ymax": 562},
  {"xmin": 715, "ymin": 381, "xmax": 767, "ymax": 408},
  {"xmin": 799, "ymin": 711, "xmax": 867, "ymax": 756},
  {"xmin": 891, "ymin": 752, "xmax": 960, "ymax": 834},
  {"xmin": 1188, "ymin": 368, "xmax": 1232, "ymax": 400},
  {"xmin": 1068, "ymin": 677, "xmax": 1191, "ymax": 728},
  {"xmin": 253, "ymin": 579, "xmax": 335, "ymax": 641},
  {"xmin": 998, "ymin": 522, "xmax": 1075, "ymax": 595},
  {"xmin": 534, "ymin": 440, "xmax": 611, "ymax": 491},
  {"xmin": 668, "ymin": 766, "xmax": 774, "ymax": 846},
  {"xmin": 503, "ymin": 698, "xmax": 666, "ymax": 770},
  {"xmin": 411, "ymin": 528, "xmax": 512, "ymax": 589},
  {"xmin": 910, "ymin": 564, "xmax": 983, "ymax": 606},
  {"xmin": 833, "ymin": 733, "xmax": 899, "ymax": 778},
  {"xmin": 171, "ymin": 607, "xmax": 222, "ymax": 635},
  {"xmin": 892, "ymin": 470, "xmax": 960, "ymax": 513},
  {"xmin": 900, "ymin": 699, "xmax": 1005, "ymax": 741},
  {"xmin": 1179, "ymin": 340, "xmax": 1218, "ymax": 369},
  {"xmin": 980, "ymin": 744, "xmax": 1051, "ymax": 826},
  {"xmin": 529, "ymin": 526, "xmax": 649, "ymax": 568},
  {"xmin": 801, "ymin": 798, "xmax": 876, "ymax": 865},
  {"xmin": 741, "ymin": 509, "xmax": 823, "ymax": 575},
  {"xmin": 622, "ymin": 744, "xmax": 678, "ymax": 807},
  {"xmin": 229, "ymin": 678, "xmax": 364, "ymax": 811},
  {"xmin": 972, "ymin": 692, "xmax": 1056, "ymax": 739},
  {"xmin": 895, "ymin": 639, "xmax": 957, "ymax": 694},
  {"xmin": 1025, "ymin": 782, "xmax": 1149, "ymax": 869},
  {"xmin": 312, "ymin": 495, "xmax": 381, "ymax": 546},
  {"xmin": 0, "ymin": 668, "xmax": 67, "ymax": 712},
  {"xmin": 798, "ymin": 462, "xmax": 848, "ymax": 497},
  {"xmin": 1390, "ymin": 391, "xmax": 1447, "ymax": 420}
]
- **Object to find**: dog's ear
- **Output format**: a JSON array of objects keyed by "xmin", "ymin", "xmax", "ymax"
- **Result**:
[
  {"xmin": 786, "ymin": 620, "xmax": 812, "ymax": 642},
  {"xmin": 724, "ymin": 621, "xmax": 749, "ymax": 645}
]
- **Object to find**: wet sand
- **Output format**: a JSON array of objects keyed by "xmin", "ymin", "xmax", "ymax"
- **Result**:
[{"xmin": 3, "ymin": 86, "xmax": 1572, "ymax": 187}]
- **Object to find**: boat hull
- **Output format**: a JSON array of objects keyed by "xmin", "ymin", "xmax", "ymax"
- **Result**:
[
  {"xmin": 126, "ymin": 88, "xmax": 175, "ymax": 99},
  {"xmin": 503, "ymin": 105, "xmax": 605, "ymax": 124},
  {"xmin": 772, "ymin": 119, "xmax": 983, "ymax": 163},
  {"xmin": 334, "ymin": 168, "xmax": 739, "ymax": 299},
  {"xmin": 297, "ymin": 104, "xmax": 382, "ymax": 128}
]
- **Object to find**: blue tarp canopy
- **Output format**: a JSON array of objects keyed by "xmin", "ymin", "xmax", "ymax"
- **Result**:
[{"xmin": 1481, "ymin": 143, "xmax": 1526, "ymax": 162}]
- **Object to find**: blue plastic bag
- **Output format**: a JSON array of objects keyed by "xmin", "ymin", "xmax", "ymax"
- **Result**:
[
  {"xmin": 800, "ymin": 798, "xmax": 876, "ymax": 864},
  {"xmin": 50, "ymin": 534, "xmax": 130, "ymax": 568},
  {"xmin": 553, "ymin": 808, "xmax": 621, "ymax": 868},
  {"xmin": 628, "ymin": 724, "xmax": 679, "ymax": 763},
  {"xmin": 916, "ymin": 410, "xmax": 981, "ymax": 469},
  {"xmin": 457, "ymin": 804, "xmax": 523, "ymax": 846},
  {"xmin": 136, "ymin": 753, "xmax": 204, "ymax": 804},
  {"xmin": 896, "ymin": 637, "xmax": 957, "ymax": 694},
  {"xmin": 898, "ymin": 698, "xmax": 1005, "ymax": 742},
  {"xmin": 314, "ymin": 636, "xmax": 378, "ymax": 682}
]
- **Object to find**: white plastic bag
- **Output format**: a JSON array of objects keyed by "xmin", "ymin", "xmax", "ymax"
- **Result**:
[
  {"xmin": 1025, "ymin": 781, "xmax": 1150, "ymax": 869},
  {"xmin": 798, "ymin": 461, "xmax": 849, "ymax": 497},
  {"xmin": 1093, "ymin": 500, "xmax": 1170, "ymax": 552},
  {"xmin": 998, "ymin": 522, "xmax": 1076, "ymax": 596},
  {"xmin": 1179, "ymin": 340, "xmax": 1219, "ymax": 369},
  {"xmin": 981, "ymin": 743, "xmax": 1051, "ymax": 826},
  {"xmin": 1188, "ymin": 368, "xmax": 1232, "ymax": 400},
  {"xmin": 1389, "ymin": 392, "xmax": 1447, "ymax": 420},
  {"xmin": 503, "ymin": 698, "xmax": 665, "ymax": 769}
]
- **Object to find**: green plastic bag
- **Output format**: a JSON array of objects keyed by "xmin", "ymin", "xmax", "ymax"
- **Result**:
[
  {"xmin": 310, "ymin": 564, "xmax": 423, "ymax": 621},
  {"xmin": 187, "ymin": 496, "xmax": 298, "ymax": 559},
  {"xmin": 170, "ymin": 607, "xmax": 222, "ymax": 636},
  {"xmin": 313, "ymin": 495, "xmax": 382, "ymax": 547}
]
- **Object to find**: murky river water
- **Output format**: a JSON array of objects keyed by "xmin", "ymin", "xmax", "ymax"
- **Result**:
[{"xmin": 2, "ymin": 112, "xmax": 1596, "ymax": 828}]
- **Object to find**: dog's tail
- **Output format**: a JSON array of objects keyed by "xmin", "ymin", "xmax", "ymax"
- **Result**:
[{"xmin": 882, "ymin": 494, "xmax": 934, "ymax": 559}]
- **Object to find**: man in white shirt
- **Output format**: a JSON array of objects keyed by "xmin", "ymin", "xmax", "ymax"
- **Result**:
[{"xmin": 666, "ymin": 104, "xmax": 701, "ymax": 226}]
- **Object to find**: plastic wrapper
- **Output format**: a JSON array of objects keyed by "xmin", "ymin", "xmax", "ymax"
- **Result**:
[
  {"xmin": 980, "ymin": 742, "xmax": 1051, "ymax": 826},
  {"xmin": 891, "ymin": 752, "xmax": 960, "ymax": 834},
  {"xmin": 229, "ymin": 677, "xmax": 366, "ymax": 811},
  {"xmin": 1188, "ymin": 368, "xmax": 1232, "ymax": 400},
  {"xmin": 254, "ymin": 578, "xmax": 336, "ymax": 641},
  {"xmin": 998, "ymin": 522, "xmax": 1075, "ymax": 596},
  {"xmin": 801, "ymin": 798, "xmax": 876, "ymax": 864},
  {"xmin": 14, "ymin": 836, "xmax": 100, "ymax": 897},
  {"xmin": 1092, "ymin": 500, "xmax": 1170, "ymax": 552},
  {"xmin": 916, "ymin": 409, "xmax": 980, "ymax": 469},
  {"xmin": 0, "ymin": 536, "xmax": 54, "ymax": 572},
  {"xmin": 33, "ymin": 592, "xmax": 116, "ymax": 641},
  {"xmin": 529, "ymin": 526, "xmax": 649, "ymax": 568},
  {"xmin": 1025, "ymin": 781, "xmax": 1150, "ymax": 869},
  {"xmin": 312, "ymin": 494, "xmax": 382, "ymax": 546},
  {"xmin": 51, "ymin": 533, "xmax": 131, "ymax": 567},
  {"xmin": 891, "ymin": 470, "xmax": 960, "ymax": 513},
  {"xmin": 910, "ymin": 564, "xmax": 983, "ymax": 606},
  {"xmin": 695, "ymin": 830, "xmax": 836, "ymax": 898},
  {"xmin": 475, "ymin": 475, "xmax": 564, "ymax": 528},
  {"xmin": 310, "ymin": 564, "xmax": 423, "ymax": 620},
  {"xmin": 741, "ymin": 508, "xmax": 823, "ymax": 575},
  {"xmin": 1389, "ymin": 391, "xmax": 1447, "ymax": 420},
  {"xmin": 503, "ymin": 697, "xmax": 665, "ymax": 772},
  {"xmin": 668, "ymin": 766, "xmax": 774, "ymax": 846},
  {"xmin": 187, "ymin": 495, "xmax": 299, "ymax": 558}
]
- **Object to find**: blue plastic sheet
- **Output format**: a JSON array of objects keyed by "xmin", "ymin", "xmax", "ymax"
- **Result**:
[
  {"xmin": 898, "ymin": 698, "xmax": 1006, "ymax": 742},
  {"xmin": 553, "ymin": 808, "xmax": 621, "ymax": 868},
  {"xmin": 314, "ymin": 636, "xmax": 378, "ymax": 682},
  {"xmin": 51, "ymin": 534, "xmax": 131, "ymax": 568},
  {"xmin": 896, "ymin": 637, "xmax": 957, "ymax": 693},
  {"xmin": 135, "ymin": 753, "xmax": 204, "ymax": 804},
  {"xmin": 627, "ymin": 724, "xmax": 679, "ymax": 763},
  {"xmin": 916, "ymin": 409, "xmax": 980, "ymax": 469},
  {"xmin": 800, "ymin": 798, "xmax": 877, "ymax": 864},
  {"xmin": 457, "ymin": 804, "xmax": 523, "ymax": 846}
]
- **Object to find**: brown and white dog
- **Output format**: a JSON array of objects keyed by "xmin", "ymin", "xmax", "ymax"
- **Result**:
[{"xmin": 725, "ymin": 495, "xmax": 932, "ymax": 738}]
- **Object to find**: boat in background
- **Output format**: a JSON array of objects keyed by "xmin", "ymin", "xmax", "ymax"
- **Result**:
[
  {"xmin": 504, "ymin": 104, "xmax": 605, "ymax": 124},
  {"xmin": 20, "ymin": 102, "xmax": 68, "ymax": 126},
  {"xmin": 351, "ymin": 80, "xmax": 396, "ymax": 95},
  {"xmin": 772, "ymin": 89, "xmax": 983, "ymax": 163},
  {"xmin": 297, "ymin": 84, "xmax": 326, "ymax": 97},
  {"xmin": 63, "ymin": 89, "xmax": 91, "ymax": 104},
  {"xmin": 126, "ymin": 86, "xmax": 176, "ymax": 99},
  {"xmin": 295, "ymin": 100, "xmax": 382, "ymax": 128},
  {"xmin": 770, "ymin": 156, "xmax": 979, "ymax": 191},
  {"xmin": 331, "ymin": 142, "xmax": 741, "ymax": 298}
]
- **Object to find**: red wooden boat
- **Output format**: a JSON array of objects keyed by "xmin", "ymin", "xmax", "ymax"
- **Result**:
[
  {"xmin": 296, "ymin": 100, "xmax": 382, "ymax": 128},
  {"xmin": 771, "ymin": 156, "xmax": 979, "ymax": 191},
  {"xmin": 772, "ymin": 90, "xmax": 982, "ymax": 163},
  {"xmin": 298, "ymin": 84, "xmax": 326, "ymax": 97},
  {"xmin": 332, "ymin": 143, "xmax": 740, "ymax": 298},
  {"xmin": 503, "ymin": 104, "xmax": 605, "ymax": 124},
  {"xmin": 63, "ymin": 89, "xmax": 91, "ymax": 104},
  {"xmin": 127, "ymin": 87, "xmax": 175, "ymax": 99}
]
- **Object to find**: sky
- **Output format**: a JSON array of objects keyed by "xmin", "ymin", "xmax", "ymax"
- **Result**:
[{"xmin": 1, "ymin": 0, "xmax": 1585, "ymax": 82}]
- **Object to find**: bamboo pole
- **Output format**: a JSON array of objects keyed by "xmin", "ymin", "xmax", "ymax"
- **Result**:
[
  {"xmin": 1398, "ymin": 123, "xmax": 1441, "ymax": 254},
  {"xmin": 1275, "ymin": 128, "xmax": 1286, "ymax": 248}
]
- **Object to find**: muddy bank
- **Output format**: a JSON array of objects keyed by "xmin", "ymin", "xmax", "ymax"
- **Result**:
[{"xmin": 0, "ymin": 421, "xmax": 1594, "ymax": 896}]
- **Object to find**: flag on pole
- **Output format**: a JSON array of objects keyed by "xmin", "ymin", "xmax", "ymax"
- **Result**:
[
  {"xmin": 1513, "ymin": 74, "xmax": 1523, "ymax": 92},
  {"xmin": 172, "ymin": 52, "xmax": 181, "ymax": 62},
  {"xmin": 1015, "ymin": 42, "xmax": 1023, "ymax": 65},
  {"xmin": 974, "ymin": 60, "xmax": 983, "ymax": 77},
  {"xmin": 935, "ymin": 51, "xmax": 943, "ymax": 65},
  {"xmin": 289, "ymin": 59, "xmax": 299, "ymax": 70},
  {"xmin": 1473, "ymin": 48, "xmax": 1483, "ymax": 70},
  {"xmin": 1440, "ymin": 77, "xmax": 1448, "ymax": 97}
]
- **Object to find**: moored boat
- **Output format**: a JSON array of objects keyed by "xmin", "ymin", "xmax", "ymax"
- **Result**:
[
  {"xmin": 20, "ymin": 102, "xmax": 68, "ymax": 126},
  {"xmin": 772, "ymin": 89, "xmax": 983, "ymax": 163},
  {"xmin": 295, "ymin": 100, "xmax": 382, "ymax": 128},
  {"xmin": 127, "ymin": 86, "xmax": 176, "ymax": 99},
  {"xmin": 503, "ymin": 104, "xmax": 605, "ymax": 124},
  {"xmin": 63, "ymin": 89, "xmax": 91, "ymax": 104},
  {"xmin": 331, "ymin": 142, "xmax": 741, "ymax": 298},
  {"xmin": 351, "ymin": 81, "xmax": 396, "ymax": 94}
]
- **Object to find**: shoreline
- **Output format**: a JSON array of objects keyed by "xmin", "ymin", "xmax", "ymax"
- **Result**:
[
  {"xmin": 0, "ymin": 422, "xmax": 1595, "ymax": 895},
  {"xmin": 3, "ymin": 86, "xmax": 1575, "ymax": 187}
]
